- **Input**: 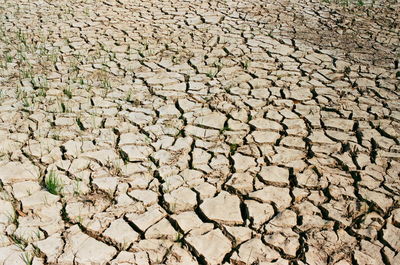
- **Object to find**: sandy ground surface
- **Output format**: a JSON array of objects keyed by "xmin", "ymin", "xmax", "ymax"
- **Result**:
[{"xmin": 0, "ymin": 0, "xmax": 399, "ymax": 264}]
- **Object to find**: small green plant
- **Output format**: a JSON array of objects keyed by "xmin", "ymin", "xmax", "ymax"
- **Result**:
[
  {"xmin": 206, "ymin": 70, "xmax": 216, "ymax": 78},
  {"xmin": 10, "ymin": 234, "xmax": 27, "ymax": 250},
  {"xmin": 220, "ymin": 124, "xmax": 231, "ymax": 134},
  {"xmin": 73, "ymin": 181, "xmax": 81, "ymax": 196},
  {"xmin": 241, "ymin": 60, "xmax": 250, "ymax": 70},
  {"xmin": 35, "ymin": 230, "xmax": 42, "ymax": 240},
  {"xmin": 22, "ymin": 98, "xmax": 31, "ymax": 108},
  {"xmin": 20, "ymin": 252, "xmax": 32, "ymax": 265},
  {"xmin": 5, "ymin": 53, "xmax": 13, "ymax": 63},
  {"xmin": 78, "ymin": 78, "xmax": 85, "ymax": 86},
  {"xmin": 230, "ymin": 143, "xmax": 238, "ymax": 154},
  {"xmin": 45, "ymin": 170, "xmax": 62, "ymax": 195},
  {"xmin": 36, "ymin": 88, "xmax": 46, "ymax": 97},
  {"xmin": 21, "ymin": 68, "xmax": 33, "ymax": 79},
  {"xmin": 76, "ymin": 215, "xmax": 83, "ymax": 224},
  {"xmin": 47, "ymin": 52, "xmax": 58, "ymax": 64},
  {"xmin": 174, "ymin": 232, "xmax": 184, "ymax": 246},
  {"xmin": 63, "ymin": 88, "xmax": 73, "ymax": 99},
  {"xmin": 60, "ymin": 102, "xmax": 69, "ymax": 113},
  {"xmin": 101, "ymin": 78, "xmax": 111, "ymax": 94},
  {"xmin": 17, "ymin": 30, "xmax": 27, "ymax": 46},
  {"xmin": 126, "ymin": 90, "xmax": 132, "ymax": 102}
]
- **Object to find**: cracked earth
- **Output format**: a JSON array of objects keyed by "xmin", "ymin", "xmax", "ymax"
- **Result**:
[{"xmin": 0, "ymin": 0, "xmax": 399, "ymax": 264}]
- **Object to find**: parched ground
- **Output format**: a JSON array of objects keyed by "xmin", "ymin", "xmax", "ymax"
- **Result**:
[{"xmin": 0, "ymin": 0, "xmax": 399, "ymax": 264}]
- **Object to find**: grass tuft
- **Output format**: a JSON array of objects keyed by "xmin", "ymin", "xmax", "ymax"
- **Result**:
[
  {"xmin": 20, "ymin": 252, "xmax": 32, "ymax": 265},
  {"xmin": 45, "ymin": 170, "xmax": 63, "ymax": 195},
  {"xmin": 63, "ymin": 88, "xmax": 73, "ymax": 99}
]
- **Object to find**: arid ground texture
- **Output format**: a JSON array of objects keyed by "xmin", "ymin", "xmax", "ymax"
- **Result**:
[{"xmin": 0, "ymin": 0, "xmax": 399, "ymax": 264}]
